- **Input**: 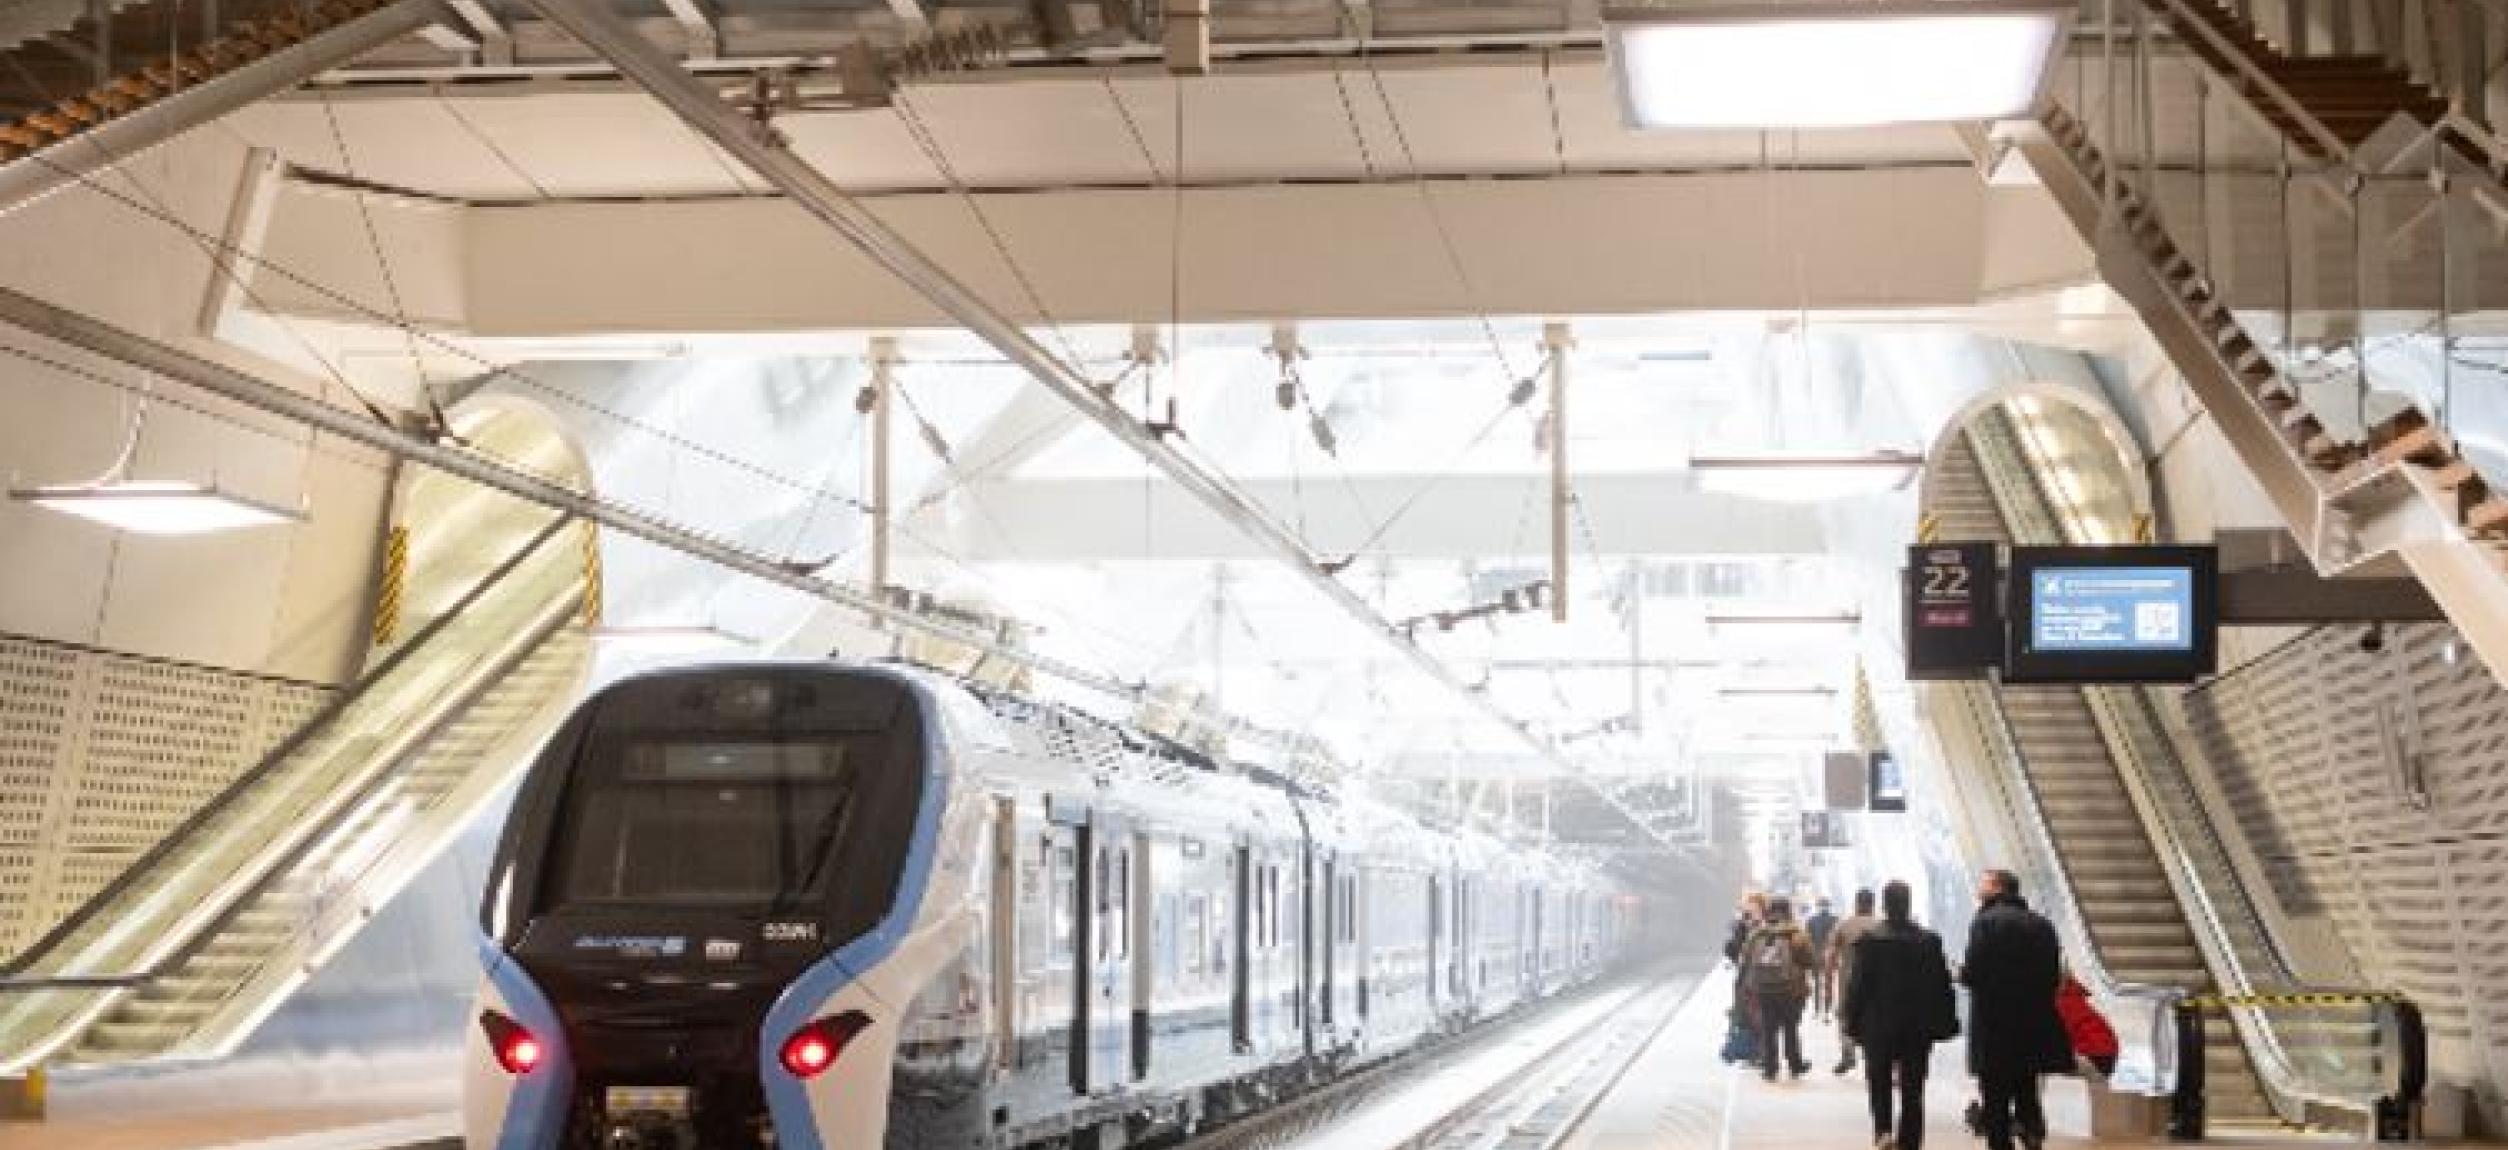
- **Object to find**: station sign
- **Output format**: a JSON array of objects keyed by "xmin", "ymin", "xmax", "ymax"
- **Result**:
[
  {"xmin": 1904, "ymin": 542, "xmax": 2002, "ymax": 679},
  {"xmin": 1801, "ymin": 810, "xmax": 1850, "ymax": 849}
]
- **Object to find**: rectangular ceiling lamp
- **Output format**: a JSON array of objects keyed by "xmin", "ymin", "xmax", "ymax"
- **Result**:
[
  {"xmin": 1605, "ymin": 1, "xmax": 2075, "ymax": 129},
  {"xmin": 10, "ymin": 480, "xmax": 303, "ymax": 535}
]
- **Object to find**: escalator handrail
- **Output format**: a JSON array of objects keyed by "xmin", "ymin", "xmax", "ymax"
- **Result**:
[{"xmin": 0, "ymin": 513, "xmax": 578, "ymax": 979}]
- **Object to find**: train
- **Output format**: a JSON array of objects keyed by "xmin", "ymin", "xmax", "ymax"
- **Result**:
[{"xmin": 466, "ymin": 662, "xmax": 1635, "ymax": 1150}]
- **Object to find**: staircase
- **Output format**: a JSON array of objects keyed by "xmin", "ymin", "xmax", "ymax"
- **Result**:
[
  {"xmin": 2154, "ymin": 0, "xmax": 2448, "ymax": 156},
  {"xmin": 0, "ymin": 0, "xmax": 437, "ymax": 213}
]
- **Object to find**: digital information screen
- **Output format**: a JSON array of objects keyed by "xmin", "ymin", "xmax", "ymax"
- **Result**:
[
  {"xmin": 2007, "ymin": 546, "xmax": 2218, "ymax": 683},
  {"xmin": 2030, "ymin": 567, "xmax": 2195, "ymax": 652},
  {"xmin": 1868, "ymin": 751, "xmax": 1906, "ymax": 813}
]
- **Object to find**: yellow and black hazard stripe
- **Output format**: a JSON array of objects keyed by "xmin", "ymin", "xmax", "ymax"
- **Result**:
[
  {"xmin": 2180, "ymin": 991, "xmax": 2404, "ymax": 1010},
  {"xmin": 371, "ymin": 524, "xmax": 409, "ymax": 647}
]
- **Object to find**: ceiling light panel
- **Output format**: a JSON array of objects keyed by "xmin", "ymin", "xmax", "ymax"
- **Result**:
[{"xmin": 1607, "ymin": 1, "xmax": 2074, "ymax": 129}]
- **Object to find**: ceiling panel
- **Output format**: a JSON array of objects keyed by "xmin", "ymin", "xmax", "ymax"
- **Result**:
[
  {"xmin": 1107, "ymin": 71, "xmax": 1373, "ymax": 182},
  {"xmin": 446, "ymin": 92, "xmax": 748, "ymax": 198},
  {"xmin": 883, "ymin": 76, "xmax": 1160, "ymax": 188}
]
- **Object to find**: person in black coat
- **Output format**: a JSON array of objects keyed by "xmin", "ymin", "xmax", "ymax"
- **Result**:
[
  {"xmin": 1841, "ymin": 881, "xmax": 1959, "ymax": 1150},
  {"xmin": 1960, "ymin": 870, "xmax": 2073, "ymax": 1150}
]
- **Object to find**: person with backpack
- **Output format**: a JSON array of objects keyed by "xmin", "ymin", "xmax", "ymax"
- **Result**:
[
  {"xmin": 1841, "ymin": 881, "xmax": 1960, "ymax": 1150},
  {"xmin": 1720, "ymin": 892, "xmax": 1769, "ymax": 1065},
  {"xmin": 1742, "ymin": 895, "xmax": 1817, "ymax": 1081}
]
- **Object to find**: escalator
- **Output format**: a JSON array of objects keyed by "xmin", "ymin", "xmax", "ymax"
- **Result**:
[
  {"xmin": 0, "ymin": 509, "xmax": 589, "ymax": 1071},
  {"xmin": 1932, "ymin": 431, "xmax": 2276, "ymax": 1121}
]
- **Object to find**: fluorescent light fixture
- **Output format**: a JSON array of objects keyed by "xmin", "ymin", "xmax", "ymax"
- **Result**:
[
  {"xmin": 1703, "ymin": 611, "xmax": 1861, "ymax": 627},
  {"xmin": 11, "ymin": 479, "xmax": 302, "ymax": 535},
  {"xmin": 1605, "ymin": 1, "xmax": 2074, "ymax": 128},
  {"xmin": 1689, "ymin": 451, "xmax": 1923, "ymax": 501}
]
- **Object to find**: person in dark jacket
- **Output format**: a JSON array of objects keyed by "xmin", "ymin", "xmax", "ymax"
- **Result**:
[
  {"xmin": 1960, "ymin": 870, "xmax": 2072, "ymax": 1150},
  {"xmin": 1841, "ymin": 881, "xmax": 1959, "ymax": 1150}
]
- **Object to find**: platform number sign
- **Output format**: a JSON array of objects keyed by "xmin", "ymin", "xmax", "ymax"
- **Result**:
[{"xmin": 1904, "ymin": 542, "xmax": 2002, "ymax": 679}]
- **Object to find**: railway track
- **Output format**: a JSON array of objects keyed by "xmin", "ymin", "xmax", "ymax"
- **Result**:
[{"xmin": 1178, "ymin": 965, "xmax": 1708, "ymax": 1150}]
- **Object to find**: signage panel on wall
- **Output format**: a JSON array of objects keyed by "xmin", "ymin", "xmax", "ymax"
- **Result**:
[
  {"xmin": 2006, "ymin": 545, "xmax": 2219, "ymax": 682},
  {"xmin": 1904, "ymin": 542, "xmax": 2002, "ymax": 679},
  {"xmin": 1824, "ymin": 750, "xmax": 1869, "ymax": 811},
  {"xmin": 1802, "ymin": 811, "xmax": 1850, "ymax": 849}
]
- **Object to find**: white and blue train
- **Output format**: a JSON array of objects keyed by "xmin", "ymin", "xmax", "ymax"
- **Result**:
[{"xmin": 467, "ymin": 662, "xmax": 1633, "ymax": 1150}]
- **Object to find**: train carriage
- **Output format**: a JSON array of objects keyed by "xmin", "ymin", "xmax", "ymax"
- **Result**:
[{"xmin": 466, "ymin": 662, "xmax": 1626, "ymax": 1150}]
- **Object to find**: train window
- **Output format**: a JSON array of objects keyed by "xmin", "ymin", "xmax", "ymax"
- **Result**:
[
  {"xmin": 1049, "ymin": 843, "xmax": 1076, "ymax": 962},
  {"xmin": 540, "ymin": 738, "xmax": 859, "ymax": 908},
  {"xmin": 1114, "ymin": 847, "xmax": 1130, "ymax": 961},
  {"xmin": 1096, "ymin": 847, "xmax": 1112, "ymax": 961},
  {"xmin": 1185, "ymin": 896, "xmax": 1207, "ymax": 975}
]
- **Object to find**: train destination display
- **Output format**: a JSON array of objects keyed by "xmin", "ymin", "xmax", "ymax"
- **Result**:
[{"xmin": 2006, "ymin": 545, "xmax": 2218, "ymax": 683}]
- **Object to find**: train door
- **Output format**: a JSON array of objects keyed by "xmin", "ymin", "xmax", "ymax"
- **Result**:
[
  {"xmin": 1130, "ymin": 829, "xmax": 1153, "ymax": 1083},
  {"xmin": 1315, "ymin": 850, "xmax": 1332, "ymax": 1051},
  {"xmin": 1434, "ymin": 876, "xmax": 1454, "ymax": 1022},
  {"xmin": 1071, "ymin": 813, "xmax": 1133, "ymax": 1096},
  {"xmin": 1230, "ymin": 840, "xmax": 1251, "ymax": 1054}
]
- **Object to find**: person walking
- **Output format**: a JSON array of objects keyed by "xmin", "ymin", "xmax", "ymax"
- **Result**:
[
  {"xmin": 1828, "ymin": 888, "xmax": 1880, "ymax": 1074},
  {"xmin": 1961, "ymin": 870, "xmax": 2073, "ymax": 1150},
  {"xmin": 1805, "ymin": 896, "xmax": 1840, "ymax": 1021},
  {"xmin": 1841, "ymin": 881, "xmax": 1960, "ymax": 1150},
  {"xmin": 1740, "ymin": 895, "xmax": 1817, "ymax": 1081}
]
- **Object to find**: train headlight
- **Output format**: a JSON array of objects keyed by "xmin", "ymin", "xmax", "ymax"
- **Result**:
[
  {"xmin": 777, "ymin": 1011, "xmax": 872, "ymax": 1079},
  {"xmin": 481, "ymin": 1010, "xmax": 546, "ymax": 1075}
]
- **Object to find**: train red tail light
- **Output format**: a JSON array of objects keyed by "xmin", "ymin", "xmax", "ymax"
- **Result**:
[
  {"xmin": 778, "ymin": 1011, "xmax": 872, "ymax": 1079},
  {"xmin": 480, "ymin": 1010, "xmax": 545, "ymax": 1075}
]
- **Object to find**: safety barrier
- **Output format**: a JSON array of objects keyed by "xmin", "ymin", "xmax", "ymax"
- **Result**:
[{"xmin": 2167, "ymin": 992, "xmax": 2426, "ymax": 1141}]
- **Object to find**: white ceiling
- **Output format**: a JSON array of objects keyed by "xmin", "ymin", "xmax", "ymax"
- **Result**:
[{"xmin": 230, "ymin": 54, "xmax": 1972, "ymax": 202}]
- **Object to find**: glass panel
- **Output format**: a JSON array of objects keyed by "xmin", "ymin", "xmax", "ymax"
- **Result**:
[
  {"xmin": 2358, "ymin": 155, "xmax": 2446, "ymax": 441},
  {"xmin": 2284, "ymin": 148, "xmax": 2370, "ymax": 452},
  {"xmin": 2442, "ymin": 146, "xmax": 2508, "ymax": 487},
  {"xmin": 2205, "ymin": 70, "xmax": 2294, "ymax": 365}
]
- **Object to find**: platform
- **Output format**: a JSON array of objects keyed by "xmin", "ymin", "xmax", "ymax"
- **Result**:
[
  {"xmin": 0, "ymin": 1049, "xmax": 457, "ymax": 1150},
  {"xmin": 1561, "ymin": 975, "xmax": 2399, "ymax": 1150}
]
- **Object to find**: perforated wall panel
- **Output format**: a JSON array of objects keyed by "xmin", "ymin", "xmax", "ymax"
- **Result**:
[
  {"xmin": 2179, "ymin": 623, "xmax": 2508, "ymax": 1107},
  {"xmin": 0, "ymin": 636, "xmax": 331, "ymax": 958}
]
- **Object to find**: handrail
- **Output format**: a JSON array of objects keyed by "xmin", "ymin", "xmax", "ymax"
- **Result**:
[{"xmin": 0, "ymin": 512, "xmax": 575, "ymax": 980}]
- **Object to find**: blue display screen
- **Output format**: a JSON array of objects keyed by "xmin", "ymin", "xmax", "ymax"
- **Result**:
[{"xmin": 2030, "ymin": 567, "xmax": 2195, "ymax": 652}]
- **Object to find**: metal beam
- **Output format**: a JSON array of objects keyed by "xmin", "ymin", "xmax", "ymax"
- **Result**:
[
  {"xmin": 443, "ymin": 0, "xmax": 515, "ymax": 67},
  {"xmin": 0, "ymin": 1, "xmax": 447, "ymax": 217},
  {"xmin": 885, "ymin": 0, "xmax": 932, "ymax": 29},
  {"xmin": 656, "ymin": 0, "xmax": 720, "ymax": 60},
  {"xmin": 514, "ymin": 0, "xmax": 1695, "ymax": 859},
  {"xmin": 2219, "ymin": 569, "xmax": 2446, "ymax": 624}
]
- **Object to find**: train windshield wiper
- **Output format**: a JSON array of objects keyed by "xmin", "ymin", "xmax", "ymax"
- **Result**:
[{"xmin": 771, "ymin": 792, "xmax": 855, "ymax": 914}]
